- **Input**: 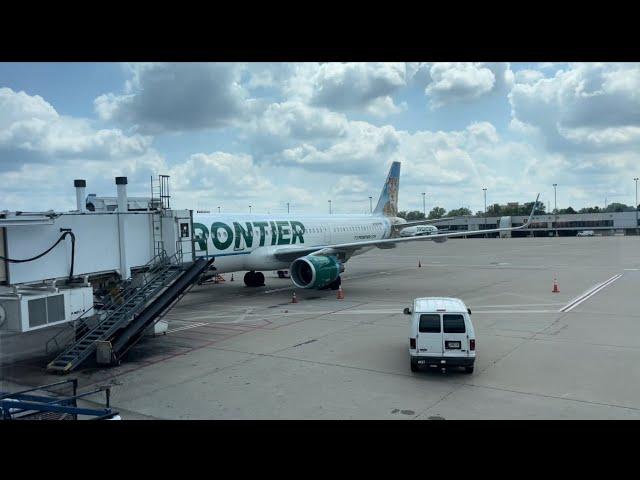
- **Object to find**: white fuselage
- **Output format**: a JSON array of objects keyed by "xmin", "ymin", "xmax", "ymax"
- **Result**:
[{"xmin": 192, "ymin": 214, "xmax": 392, "ymax": 273}]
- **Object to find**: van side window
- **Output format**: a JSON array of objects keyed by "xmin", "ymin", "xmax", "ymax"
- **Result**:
[
  {"xmin": 443, "ymin": 314, "xmax": 466, "ymax": 333},
  {"xmin": 419, "ymin": 314, "xmax": 441, "ymax": 333}
]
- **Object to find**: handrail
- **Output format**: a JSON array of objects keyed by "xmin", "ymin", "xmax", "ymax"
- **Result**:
[
  {"xmin": 0, "ymin": 379, "xmax": 78, "ymax": 400},
  {"xmin": 48, "ymin": 251, "xmax": 185, "ymax": 361},
  {"xmin": 45, "ymin": 250, "xmax": 171, "ymax": 355}
]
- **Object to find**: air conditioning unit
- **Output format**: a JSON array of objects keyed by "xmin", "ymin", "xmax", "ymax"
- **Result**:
[{"xmin": 0, "ymin": 285, "xmax": 93, "ymax": 333}]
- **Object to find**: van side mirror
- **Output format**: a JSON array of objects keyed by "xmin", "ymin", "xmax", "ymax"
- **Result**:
[
  {"xmin": 403, "ymin": 307, "xmax": 411, "ymax": 315},
  {"xmin": 467, "ymin": 308, "xmax": 472, "ymax": 315}
]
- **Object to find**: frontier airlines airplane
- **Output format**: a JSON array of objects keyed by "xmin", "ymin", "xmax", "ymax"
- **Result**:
[{"xmin": 192, "ymin": 162, "xmax": 539, "ymax": 289}]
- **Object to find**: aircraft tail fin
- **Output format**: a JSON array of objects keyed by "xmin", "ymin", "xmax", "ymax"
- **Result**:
[{"xmin": 373, "ymin": 161, "xmax": 401, "ymax": 217}]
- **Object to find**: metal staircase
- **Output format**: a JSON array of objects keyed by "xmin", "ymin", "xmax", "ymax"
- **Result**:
[
  {"xmin": 45, "ymin": 251, "xmax": 170, "ymax": 356},
  {"xmin": 47, "ymin": 253, "xmax": 210, "ymax": 374}
]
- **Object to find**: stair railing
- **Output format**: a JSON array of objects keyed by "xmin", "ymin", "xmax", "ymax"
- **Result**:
[{"xmin": 45, "ymin": 250, "xmax": 170, "ymax": 355}]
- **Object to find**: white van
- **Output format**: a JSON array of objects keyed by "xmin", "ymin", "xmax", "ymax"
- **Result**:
[{"xmin": 404, "ymin": 297, "xmax": 476, "ymax": 373}]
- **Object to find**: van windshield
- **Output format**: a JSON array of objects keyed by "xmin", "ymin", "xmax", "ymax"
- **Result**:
[
  {"xmin": 443, "ymin": 314, "xmax": 466, "ymax": 333},
  {"xmin": 419, "ymin": 314, "xmax": 441, "ymax": 333}
]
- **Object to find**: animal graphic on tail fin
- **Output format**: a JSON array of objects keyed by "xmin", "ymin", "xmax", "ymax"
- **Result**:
[{"xmin": 373, "ymin": 161, "xmax": 400, "ymax": 217}]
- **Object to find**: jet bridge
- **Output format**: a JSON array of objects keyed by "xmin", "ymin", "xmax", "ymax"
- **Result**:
[{"xmin": 0, "ymin": 175, "xmax": 204, "ymax": 366}]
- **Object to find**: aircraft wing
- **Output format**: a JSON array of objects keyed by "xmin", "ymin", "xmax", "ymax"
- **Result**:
[{"xmin": 274, "ymin": 194, "xmax": 540, "ymax": 262}]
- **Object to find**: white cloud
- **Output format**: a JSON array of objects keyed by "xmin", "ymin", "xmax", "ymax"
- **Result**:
[
  {"xmin": 275, "ymin": 120, "xmax": 400, "ymax": 173},
  {"xmin": 0, "ymin": 87, "xmax": 165, "ymax": 210},
  {"xmin": 94, "ymin": 63, "xmax": 251, "ymax": 133},
  {"xmin": 169, "ymin": 152, "xmax": 271, "ymax": 196},
  {"xmin": 510, "ymin": 63, "xmax": 640, "ymax": 152},
  {"xmin": 284, "ymin": 62, "xmax": 406, "ymax": 116},
  {"xmin": 422, "ymin": 62, "xmax": 514, "ymax": 108},
  {"xmin": 0, "ymin": 87, "xmax": 156, "ymax": 168},
  {"xmin": 242, "ymin": 101, "xmax": 349, "ymax": 156},
  {"xmin": 5, "ymin": 63, "xmax": 640, "ymax": 215},
  {"xmin": 514, "ymin": 69, "xmax": 545, "ymax": 85}
]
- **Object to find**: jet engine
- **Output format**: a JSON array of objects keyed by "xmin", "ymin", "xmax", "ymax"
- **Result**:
[
  {"xmin": 433, "ymin": 236, "xmax": 447, "ymax": 243},
  {"xmin": 290, "ymin": 255, "xmax": 342, "ymax": 289}
]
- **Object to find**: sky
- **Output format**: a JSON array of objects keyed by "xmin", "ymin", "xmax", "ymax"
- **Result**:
[{"xmin": 1, "ymin": 62, "xmax": 639, "ymax": 215}]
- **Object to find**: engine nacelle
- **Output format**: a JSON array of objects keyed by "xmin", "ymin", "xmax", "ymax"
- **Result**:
[
  {"xmin": 433, "ymin": 236, "xmax": 448, "ymax": 243},
  {"xmin": 290, "ymin": 255, "xmax": 341, "ymax": 289}
]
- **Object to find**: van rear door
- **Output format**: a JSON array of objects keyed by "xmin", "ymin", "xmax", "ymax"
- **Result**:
[
  {"xmin": 416, "ymin": 314, "xmax": 443, "ymax": 357},
  {"xmin": 442, "ymin": 313, "xmax": 468, "ymax": 357}
]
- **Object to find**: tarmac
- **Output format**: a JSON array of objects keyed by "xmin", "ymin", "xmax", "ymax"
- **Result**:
[{"xmin": 2, "ymin": 236, "xmax": 640, "ymax": 419}]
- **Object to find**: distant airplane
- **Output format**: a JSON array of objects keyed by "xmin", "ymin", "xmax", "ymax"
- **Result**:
[
  {"xmin": 399, "ymin": 224, "xmax": 438, "ymax": 237},
  {"xmin": 192, "ymin": 162, "xmax": 539, "ymax": 289}
]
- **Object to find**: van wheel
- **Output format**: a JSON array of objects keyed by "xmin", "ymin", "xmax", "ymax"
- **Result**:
[
  {"xmin": 464, "ymin": 366, "xmax": 474, "ymax": 374},
  {"xmin": 410, "ymin": 360, "xmax": 419, "ymax": 372}
]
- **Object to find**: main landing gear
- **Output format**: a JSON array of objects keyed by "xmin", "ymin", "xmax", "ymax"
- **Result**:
[
  {"xmin": 323, "ymin": 276, "xmax": 341, "ymax": 291},
  {"xmin": 244, "ymin": 271, "xmax": 265, "ymax": 287}
]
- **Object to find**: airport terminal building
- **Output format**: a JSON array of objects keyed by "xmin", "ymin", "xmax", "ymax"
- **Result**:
[{"xmin": 435, "ymin": 211, "xmax": 640, "ymax": 237}]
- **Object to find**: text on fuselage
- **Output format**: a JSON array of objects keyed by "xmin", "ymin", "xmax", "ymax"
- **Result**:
[{"xmin": 193, "ymin": 220, "xmax": 306, "ymax": 251}]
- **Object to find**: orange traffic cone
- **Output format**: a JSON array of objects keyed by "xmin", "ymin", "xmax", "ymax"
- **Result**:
[
  {"xmin": 418, "ymin": 260, "xmax": 422, "ymax": 268},
  {"xmin": 291, "ymin": 292, "xmax": 298, "ymax": 303},
  {"xmin": 336, "ymin": 286, "xmax": 345, "ymax": 300},
  {"xmin": 552, "ymin": 276, "xmax": 560, "ymax": 293}
]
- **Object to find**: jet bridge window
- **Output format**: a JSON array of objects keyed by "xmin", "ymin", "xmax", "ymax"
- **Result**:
[
  {"xmin": 419, "ymin": 314, "xmax": 441, "ymax": 333},
  {"xmin": 443, "ymin": 314, "xmax": 466, "ymax": 333}
]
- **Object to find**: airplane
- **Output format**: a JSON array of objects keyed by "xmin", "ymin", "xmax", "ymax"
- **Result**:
[
  {"xmin": 399, "ymin": 224, "xmax": 438, "ymax": 237},
  {"xmin": 192, "ymin": 162, "xmax": 539, "ymax": 289}
]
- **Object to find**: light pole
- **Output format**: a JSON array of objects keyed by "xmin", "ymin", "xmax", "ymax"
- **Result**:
[
  {"xmin": 328, "ymin": 200, "xmax": 332, "ymax": 215},
  {"xmin": 287, "ymin": 202, "xmax": 290, "ymax": 214},
  {"xmin": 553, "ymin": 183, "xmax": 558, "ymax": 237},
  {"xmin": 217, "ymin": 206, "xmax": 220, "ymax": 214},
  {"xmin": 422, "ymin": 192, "xmax": 426, "ymax": 218},
  {"xmin": 634, "ymin": 177, "xmax": 639, "ymax": 235},
  {"xmin": 249, "ymin": 205, "xmax": 252, "ymax": 214},
  {"xmin": 483, "ymin": 188, "xmax": 487, "ymax": 236},
  {"xmin": 369, "ymin": 196, "xmax": 372, "ymax": 214}
]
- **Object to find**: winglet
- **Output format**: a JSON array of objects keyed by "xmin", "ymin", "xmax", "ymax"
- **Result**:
[{"xmin": 525, "ymin": 194, "xmax": 541, "ymax": 225}]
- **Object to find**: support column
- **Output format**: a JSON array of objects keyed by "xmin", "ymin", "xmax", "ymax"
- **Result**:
[{"xmin": 116, "ymin": 177, "xmax": 130, "ymax": 280}]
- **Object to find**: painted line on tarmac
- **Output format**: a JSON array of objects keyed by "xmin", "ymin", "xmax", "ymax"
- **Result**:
[
  {"xmin": 471, "ymin": 309, "xmax": 557, "ymax": 314},
  {"xmin": 559, "ymin": 273, "xmax": 624, "ymax": 313},
  {"xmin": 473, "ymin": 303, "xmax": 565, "ymax": 308},
  {"xmin": 166, "ymin": 322, "xmax": 209, "ymax": 334}
]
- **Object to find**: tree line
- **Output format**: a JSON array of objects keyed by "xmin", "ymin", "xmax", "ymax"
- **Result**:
[{"xmin": 397, "ymin": 201, "xmax": 639, "ymax": 221}]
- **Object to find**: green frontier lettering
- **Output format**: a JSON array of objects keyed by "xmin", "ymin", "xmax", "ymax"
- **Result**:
[
  {"xmin": 211, "ymin": 222, "xmax": 233, "ymax": 250},
  {"xmin": 290, "ymin": 220, "xmax": 305, "ymax": 244},
  {"xmin": 253, "ymin": 221, "xmax": 269, "ymax": 247},
  {"xmin": 205, "ymin": 220, "xmax": 307, "ymax": 251},
  {"xmin": 193, "ymin": 223, "xmax": 209, "ymax": 251},
  {"xmin": 276, "ymin": 221, "xmax": 291, "ymax": 245},
  {"xmin": 234, "ymin": 222, "xmax": 253, "ymax": 249}
]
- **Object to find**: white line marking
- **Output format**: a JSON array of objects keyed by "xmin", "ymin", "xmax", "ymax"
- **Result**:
[
  {"xmin": 471, "ymin": 310, "xmax": 557, "ymax": 314},
  {"xmin": 166, "ymin": 322, "xmax": 208, "ymax": 334},
  {"xmin": 559, "ymin": 273, "xmax": 623, "ymax": 313},
  {"xmin": 473, "ymin": 303, "xmax": 565, "ymax": 308}
]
